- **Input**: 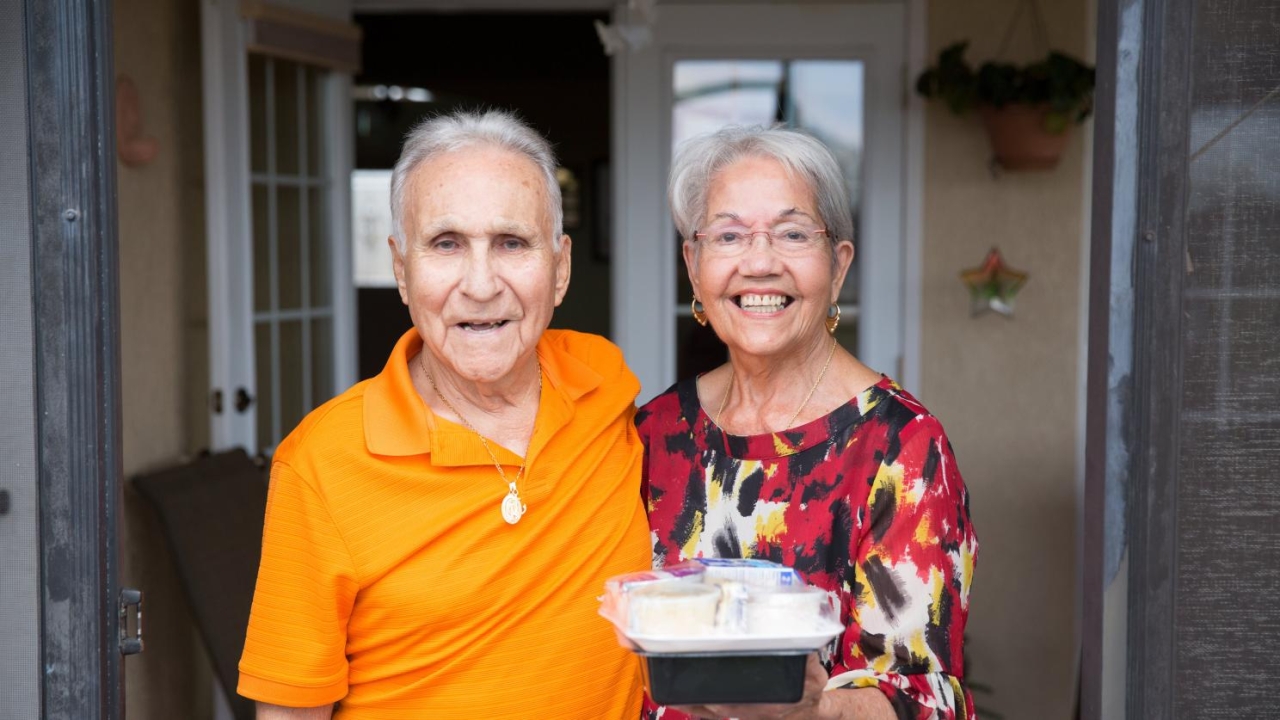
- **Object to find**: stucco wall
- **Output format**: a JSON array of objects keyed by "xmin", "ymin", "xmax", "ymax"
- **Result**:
[
  {"xmin": 920, "ymin": 0, "xmax": 1088, "ymax": 717},
  {"xmin": 115, "ymin": 0, "xmax": 212, "ymax": 716}
]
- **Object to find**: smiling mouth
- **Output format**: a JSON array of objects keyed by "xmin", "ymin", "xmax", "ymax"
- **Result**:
[
  {"xmin": 458, "ymin": 320, "xmax": 510, "ymax": 331},
  {"xmin": 734, "ymin": 293, "xmax": 794, "ymax": 313}
]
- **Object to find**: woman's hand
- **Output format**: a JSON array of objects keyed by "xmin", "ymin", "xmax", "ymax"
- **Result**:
[{"xmin": 672, "ymin": 653, "xmax": 833, "ymax": 720}]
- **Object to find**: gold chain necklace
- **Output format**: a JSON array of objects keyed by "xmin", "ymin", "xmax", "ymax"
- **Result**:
[
  {"xmin": 421, "ymin": 355, "xmax": 541, "ymax": 525},
  {"xmin": 714, "ymin": 337, "xmax": 838, "ymax": 433}
]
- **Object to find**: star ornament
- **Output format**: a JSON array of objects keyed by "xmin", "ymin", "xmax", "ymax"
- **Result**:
[{"xmin": 960, "ymin": 248, "xmax": 1028, "ymax": 318}]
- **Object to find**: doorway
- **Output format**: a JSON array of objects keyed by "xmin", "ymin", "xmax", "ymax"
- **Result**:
[
  {"xmin": 612, "ymin": 3, "xmax": 910, "ymax": 400},
  {"xmin": 351, "ymin": 12, "xmax": 614, "ymax": 379}
]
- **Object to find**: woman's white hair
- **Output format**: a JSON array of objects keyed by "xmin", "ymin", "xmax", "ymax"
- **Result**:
[
  {"xmin": 389, "ymin": 109, "xmax": 563, "ymax": 251},
  {"xmin": 668, "ymin": 125, "xmax": 855, "ymax": 248}
]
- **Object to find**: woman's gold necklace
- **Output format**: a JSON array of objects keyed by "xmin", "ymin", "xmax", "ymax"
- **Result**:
[
  {"xmin": 421, "ymin": 356, "xmax": 540, "ymax": 525},
  {"xmin": 714, "ymin": 337, "xmax": 838, "ymax": 434}
]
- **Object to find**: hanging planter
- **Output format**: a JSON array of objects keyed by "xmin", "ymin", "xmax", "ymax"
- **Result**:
[
  {"xmin": 978, "ymin": 103, "xmax": 1072, "ymax": 170},
  {"xmin": 915, "ymin": 41, "xmax": 1096, "ymax": 171}
]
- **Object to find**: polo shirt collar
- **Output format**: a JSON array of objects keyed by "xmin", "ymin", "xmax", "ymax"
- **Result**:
[{"xmin": 363, "ymin": 329, "xmax": 603, "ymax": 460}]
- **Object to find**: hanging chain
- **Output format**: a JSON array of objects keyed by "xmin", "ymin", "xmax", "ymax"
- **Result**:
[{"xmin": 995, "ymin": 0, "xmax": 1051, "ymax": 61}]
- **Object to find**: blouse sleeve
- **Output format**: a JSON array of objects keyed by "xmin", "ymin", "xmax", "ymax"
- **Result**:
[
  {"xmin": 238, "ymin": 459, "xmax": 360, "ymax": 707},
  {"xmin": 826, "ymin": 415, "xmax": 979, "ymax": 720},
  {"xmin": 635, "ymin": 406, "xmax": 652, "ymax": 509}
]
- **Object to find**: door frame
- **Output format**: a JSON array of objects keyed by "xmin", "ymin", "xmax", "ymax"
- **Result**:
[
  {"xmin": 202, "ymin": 0, "xmax": 258, "ymax": 453},
  {"xmin": 24, "ymin": 0, "xmax": 126, "ymax": 716},
  {"xmin": 201, "ymin": 0, "xmax": 357, "ymax": 454},
  {"xmin": 611, "ymin": 1, "xmax": 924, "ymax": 402}
]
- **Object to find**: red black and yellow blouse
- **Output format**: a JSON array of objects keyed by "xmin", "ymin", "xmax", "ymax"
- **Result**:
[{"xmin": 637, "ymin": 376, "xmax": 979, "ymax": 720}]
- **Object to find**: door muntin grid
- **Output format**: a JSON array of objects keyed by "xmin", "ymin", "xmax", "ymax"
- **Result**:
[{"xmin": 248, "ymin": 54, "xmax": 336, "ymax": 453}]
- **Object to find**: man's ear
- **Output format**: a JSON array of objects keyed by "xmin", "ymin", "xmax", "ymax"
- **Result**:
[
  {"xmin": 389, "ymin": 236, "xmax": 409, "ymax": 305},
  {"xmin": 553, "ymin": 235, "xmax": 572, "ymax": 307}
]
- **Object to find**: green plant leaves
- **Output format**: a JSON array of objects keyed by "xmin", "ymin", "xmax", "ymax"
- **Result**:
[{"xmin": 915, "ymin": 41, "xmax": 1095, "ymax": 127}]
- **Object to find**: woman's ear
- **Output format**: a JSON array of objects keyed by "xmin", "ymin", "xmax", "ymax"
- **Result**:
[
  {"xmin": 681, "ymin": 239, "xmax": 701, "ymax": 299},
  {"xmin": 831, "ymin": 240, "xmax": 855, "ymax": 303}
]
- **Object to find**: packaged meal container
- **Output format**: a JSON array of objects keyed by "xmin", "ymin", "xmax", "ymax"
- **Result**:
[
  {"xmin": 598, "ymin": 559, "xmax": 842, "ymax": 705},
  {"xmin": 639, "ymin": 650, "xmax": 809, "ymax": 706}
]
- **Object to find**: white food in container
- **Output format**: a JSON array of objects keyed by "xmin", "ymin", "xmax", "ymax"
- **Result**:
[
  {"xmin": 599, "ymin": 559, "xmax": 843, "ymax": 654},
  {"xmin": 628, "ymin": 583, "xmax": 721, "ymax": 636},
  {"xmin": 745, "ymin": 585, "xmax": 831, "ymax": 635}
]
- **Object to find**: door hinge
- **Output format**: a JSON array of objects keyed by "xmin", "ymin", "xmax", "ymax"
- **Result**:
[{"xmin": 119, "ymin": 588, "xmax": 144, "ymax": 656}]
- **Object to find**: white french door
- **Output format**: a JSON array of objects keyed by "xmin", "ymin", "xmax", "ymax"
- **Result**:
[
  {"xmin": 202, "ymin": 0, "xmax": 356, "ymax": 456},
  {"xmin": 612, "ymin": 2, "xmax": 912, "ymax": 402}
]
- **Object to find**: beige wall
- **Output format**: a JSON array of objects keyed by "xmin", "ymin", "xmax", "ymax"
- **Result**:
[
  {"xmin": 920, "ymin": 0, "xmax": 1088, "ymax": 717},
  {"xmin": 115, "ymin": 0, "xmax": 212, "ymax": 716}
]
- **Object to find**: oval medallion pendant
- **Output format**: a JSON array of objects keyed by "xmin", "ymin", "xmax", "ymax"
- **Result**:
[{"xmin": 501, "ymin": 489, "xmax": 525, "ymax": 525}]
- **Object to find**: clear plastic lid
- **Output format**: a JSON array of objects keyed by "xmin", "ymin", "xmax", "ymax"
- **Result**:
[{"xmin": 598, "ymin": 559, "xmax": 843, "ymax": 653}]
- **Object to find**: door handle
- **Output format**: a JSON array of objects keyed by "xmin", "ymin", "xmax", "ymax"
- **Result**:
[
  {"xmin": 234, "ymin": 387, "xmax": 254, "ymax": 413},
  {"xmin": 119, "ymin": 588, "xmax": 144, "ymax": 656}
]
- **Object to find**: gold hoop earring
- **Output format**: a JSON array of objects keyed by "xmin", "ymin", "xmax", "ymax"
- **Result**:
[
  {"xmin": 825, "ymin": 303, "xmax": 841, "ymax": 335},
  {"xmin": 692, "ymin": 298, "xmax": 708, "ymax": 327}
]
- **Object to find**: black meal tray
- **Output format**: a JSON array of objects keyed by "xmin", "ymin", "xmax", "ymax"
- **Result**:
[{"xmin": 639, "ymin": 650, "xmax": 808, "ymax": 706}]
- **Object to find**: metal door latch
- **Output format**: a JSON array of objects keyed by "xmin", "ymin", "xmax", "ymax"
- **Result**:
[
  {"xmin": 119, "ymin": 588, "xmax": 144, "ymax": 656},
  {"xmin": 234, "ymin": 387, "xmax": 254, "ymax": 413}
]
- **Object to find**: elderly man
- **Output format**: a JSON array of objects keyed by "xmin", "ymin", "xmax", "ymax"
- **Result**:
[{"xmin": 238, "ymin": 110, "xmax": 650, "ymax": 719}]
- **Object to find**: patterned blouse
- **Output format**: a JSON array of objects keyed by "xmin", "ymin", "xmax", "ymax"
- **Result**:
[{"xmin": 636, "ymin": 376, "xmax": 978, "ymax": 720}]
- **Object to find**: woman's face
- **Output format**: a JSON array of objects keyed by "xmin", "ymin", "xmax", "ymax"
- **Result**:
[
  {"xmin": 684, "ymin": 155, "xmax": 854, "ymax": 359},
  {"xmin": 391, "ymin": 145, "xmax": 571, "ymax": 385}
]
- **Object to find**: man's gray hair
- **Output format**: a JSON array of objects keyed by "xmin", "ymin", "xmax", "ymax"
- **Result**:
[
  {"xmin": 668, "ymin": 125, "xmax": 855, "ymax": 248},
  {"xmin": 390, "ymin": 109, "xmax": 563, "ymax": 251}
]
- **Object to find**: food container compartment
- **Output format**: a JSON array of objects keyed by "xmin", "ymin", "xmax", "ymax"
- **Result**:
[{"xmin": 640, "ymin": 651, "xmax": 808, "ymax": 706}]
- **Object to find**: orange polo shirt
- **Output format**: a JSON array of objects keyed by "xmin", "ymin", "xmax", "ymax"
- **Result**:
[{"xmin": 238, "ymin": 329, "xmax": 650, "ymax": 718}]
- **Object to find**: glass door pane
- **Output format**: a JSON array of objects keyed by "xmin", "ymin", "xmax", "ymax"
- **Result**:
[
  {"xmin": 248, "ymin": 55, "xmax": 337, "ymax": 453},
  {"xmin": 672, "ymin": 59, "xmax": 864, "ymax": 380}
]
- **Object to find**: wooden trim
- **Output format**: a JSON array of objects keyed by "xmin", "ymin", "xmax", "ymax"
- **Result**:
[
  {"xmin": 901, "ymin": 0, "xmax": 926, "ymax": 394},
  {"xmin": 1081, "ymin": 1, "xmax": 1126, "ymax": 717},
  {"xmin": 240, "ymin": 0, "xmax": 362, "ymax": 74},
  {"xmin": 240, "ymin": 0, "xmax": 362, "ymax": 41},
  {"xmin": 202, "ymin": 0, "xmax": 259, "ymax": 453}
]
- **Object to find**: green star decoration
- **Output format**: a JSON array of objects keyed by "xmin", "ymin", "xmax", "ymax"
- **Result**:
[{"xmin": 960, "ymin": 248, "xmax": 1028, "ymax": 318}]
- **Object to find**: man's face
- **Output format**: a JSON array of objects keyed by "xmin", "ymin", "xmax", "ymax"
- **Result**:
[{"xmin": 390, "ymin": 145, "xmax": 571, "ymax": 385}]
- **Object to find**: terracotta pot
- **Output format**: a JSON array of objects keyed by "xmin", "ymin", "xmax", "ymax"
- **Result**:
[{"xmin": 978, "ymin": 104, "xmax": 1071, "ymax": 171}]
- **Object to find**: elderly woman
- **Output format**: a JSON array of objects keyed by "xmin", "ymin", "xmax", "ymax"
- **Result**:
[
  {"xmin": 638, "ymin": 126, "xmax": 979, "ymax": 720},
  {"xmin": 238, "ymin": 110, "xmax": 650, "ymax": 718}
]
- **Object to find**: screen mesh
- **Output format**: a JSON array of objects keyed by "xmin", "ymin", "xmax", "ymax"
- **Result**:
[
  {"xmin": 0, "ymin": 0, "xmax": 42, "ymax": 716},
  {"xmin": 1176, "ymin": 0, "xmax": 1280, "ymax": 715}
]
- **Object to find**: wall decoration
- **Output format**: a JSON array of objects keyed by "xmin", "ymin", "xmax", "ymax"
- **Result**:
[
  {"xmin": 115, "ymin": 75, "xmax": 159, "ymax": 168},
  {"xmin": 960, "ymin": 248, "xmax": 1028, "ymax": 318},
  {"xmin": 914, "ymin": 0, "xmax": 1095, "ymax": 171}
]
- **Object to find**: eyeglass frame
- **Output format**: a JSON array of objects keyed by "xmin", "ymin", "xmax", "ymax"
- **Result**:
[{"xmin": 691, "ymin": 225, "xmax": 831, "ymax": 257}]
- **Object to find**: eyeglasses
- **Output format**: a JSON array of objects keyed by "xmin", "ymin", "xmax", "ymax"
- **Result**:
[{"xmin": 693, "ymin": 224, "xmax": 829, "ymax": 258}]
